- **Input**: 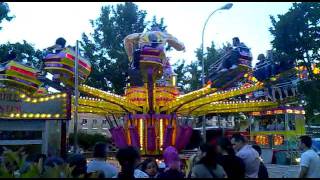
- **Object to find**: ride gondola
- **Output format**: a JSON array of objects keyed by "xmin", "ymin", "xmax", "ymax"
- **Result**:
[
  {"xmin": 0, "ymin": 54, "xmax": 41, "ymax": 94},
  {"xmin": 207, "ymin": 37, "xmax": 253, "ymax": 89},
  {"xmin": 43, "ymin": 47, "xmax": 91, "ymax": 88},
  {"xmin": 253, "ymin": 51, "xmax": 296, "ymax": 85}
]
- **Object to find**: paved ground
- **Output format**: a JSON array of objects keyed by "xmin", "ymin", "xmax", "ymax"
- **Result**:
[{"xmin": 266, "ymin": 164, "xmax": 300, "ymax": 178}]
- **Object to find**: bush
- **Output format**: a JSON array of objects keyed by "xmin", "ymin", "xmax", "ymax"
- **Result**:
[
  {"xmin": 0, "ymin": 148, "xmax": 102, "ymax": 178},
  {"xmin": 68, "ymin": 132, "xmax": 112, "ymax": 151}
]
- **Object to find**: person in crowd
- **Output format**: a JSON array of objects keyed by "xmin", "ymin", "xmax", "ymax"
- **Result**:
[
  {"xmin": 252, "ymin": 144, "xmax": 269, "ymax": 178},
  {"xmin": 298, "ymin": 135, "xmax": 320, "ymax": 178},
  {"xmin": 216, "ymin": 137, "xmax": 245, "ymax": 178},
  {"xmin": 191, "ymin": 143, "xmax": 227, "ymax": 178},
  {"xmin": 115, "ymin": 146, "xmax": 149, "ymax": 178},
  {"xmin": 44, "ymin": 156, "xmax": 64, "ymax": 168},
  {"xmin": 43, "ymin": 156, "xmax": 65, "ymax": 178},
  {"xmin": 87, "ymin": 142, "xmax": 118, "ymax": 178},
  {"xmin": 140, "ymin": 158, "xmax": 159, "ymax": 178},
  {"xmin": 67, "ymin": 153, "xmax": 87, "ymax": 178},
  {"xmin": 157, "ymin": 146, "xmax": 185, "ymax": 178},
  {"xmin": 231, "ymin": 133, "xmax": 260, "ymax": 178}
]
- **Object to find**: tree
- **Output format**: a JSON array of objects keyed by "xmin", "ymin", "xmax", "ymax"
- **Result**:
[
  {"xmin": 181, "ymin": 41, "xmax": 225, "ymax": 93},
  {"xmin": 68, "ymin": 132, "xmax": 112, "ymax": 151},
  {"xmin": 269, "ymin": 2, "xmax": 320, "ymax": 79},
  {"xmin": 0, "ymin": 2, "xmax": 14, "ymax": 30},
  {"xmin": 81, "ymin": 2, "xmax": 167, "ymax": 95},
  {"xmin": 0, "ymin": 41, "xmax": 43, "ymax": 69},
  {"xmin": 172, "ymin": 59, "xmax": 188, "ymax": 92},
  {"xmin": 269, "ymin": 2, "xmax": 320, "ymax": 124}
]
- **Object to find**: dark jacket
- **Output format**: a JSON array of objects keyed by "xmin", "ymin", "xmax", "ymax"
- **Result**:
[
  {"xmin": 258, "ymin": 161, "xmax": 269, "ymax": 178},
  {"xmin": 217, "ymin": 154, "xmax": 246, "ymax": 178},
  {"xmin": 157, "ymin": 169, "xmax": 185, "ymax": 179}
]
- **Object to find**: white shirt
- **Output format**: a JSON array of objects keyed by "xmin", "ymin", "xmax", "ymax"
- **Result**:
[
  {"xmin": 113, "ymin": 169, "xmax": 149, "ymax": 178},
  {"xmin": 134, "ymin": 169, "xmax": 149, "ymax": 178},
  {"xmin": 300, "ymin": 149, "xmax": 320, "ymax": 178},
  {"xmin": 87, "ymin": 159, "xmax": 118, "ymax": 178},
  {"xmin": 236, "ymin": 144, "xmax": 260, "ymax": 178}
]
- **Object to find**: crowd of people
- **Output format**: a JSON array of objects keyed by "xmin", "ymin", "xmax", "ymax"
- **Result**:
[{"xmin": 2, "ymin": 134, "xmax": 320, "ymax": 178}]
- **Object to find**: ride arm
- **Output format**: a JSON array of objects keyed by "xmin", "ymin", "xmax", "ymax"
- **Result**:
[
  {"xmin": 123, "ymin": 33, "xmax": 141, "ymax": 62},
  {"xmin": 164, "ymin": 32, "xmax": 185, "ymax": 51}
]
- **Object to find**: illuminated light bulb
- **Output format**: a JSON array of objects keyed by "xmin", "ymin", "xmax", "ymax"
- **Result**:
[
  {"xmin": 46, "ymin": 114, "xmax": 52, "ymax": 118},
  {"xmin": 54, "ymin": 114, "xmax": 60, "ymax": 118},
  {"xmin": 57, "ymin": 94, "xmax": 61, "ymax": 98},
  {"xmin": 28, "ymin": 114, "xmax": 34, "ymax": 118},
  {"xmin": 32, "ymin": 99, "xmax": 38, "ymax": 103},
  {"xmin": 20, "ymin": 94, "xmax": 26, "ymax": 98},
  {"xmin": 40, "ymin": 114, "xmax": 46, "ymax": 118},
  {"xmin": 15, "ymin": 113, "xmax": 20, "ymax": 118},
  {"xmin": 25, "ymin": 98, "xmax": 31, "ymax": 102},
  {"xmin": 22, "ymin": 114, "xmax": 27, "ymax": 118},
  {"xmin": 39, "ymin": 98, "xmax": 44, "ymax": 102},
  {"xmin": 45, "ymin": 97, "xmax": 49, "ymax": 101},
  {"xmin": 62, "ymin": 93, "xmax": 67, "ymax": 97},
  {"xmin": 35, "ymin": 114, "xmax": 40, "ymax": 118},
  {"xmin": 50, "ymin": 96, "xmax": 54, "ymax": 100},
  {"xmin": 10, "ymin": 113, "xmax": 15, "ymax": 118}
]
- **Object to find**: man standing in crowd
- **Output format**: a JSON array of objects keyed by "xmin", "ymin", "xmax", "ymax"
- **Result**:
[
  {"xmin": 87, "ymin": 142, "xmax": 118, "ymax": 178},
  {"xmin": 231, "ymin": 133, "xmax": 260, "ymax": 178},
  {"xmin": 298, "ymin": 135, "xmax": 320, "ymax": 178}
]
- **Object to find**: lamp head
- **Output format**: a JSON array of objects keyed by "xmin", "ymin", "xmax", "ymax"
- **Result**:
[{"xmin": 220, "ymin": 3, "xmax": 233, "ymax": 10}]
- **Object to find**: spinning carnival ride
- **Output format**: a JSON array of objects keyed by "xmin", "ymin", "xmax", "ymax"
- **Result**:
[{"xmin": 0, "ymin": 30, "xmax": 310, "ymax": 156}]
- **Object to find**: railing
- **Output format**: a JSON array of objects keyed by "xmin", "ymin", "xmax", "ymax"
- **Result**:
[{"xmin": 266, "ymin": 164, "xmax": 300, "ymax": 178}]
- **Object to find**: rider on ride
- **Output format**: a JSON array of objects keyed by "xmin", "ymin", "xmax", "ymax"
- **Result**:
[
  {"xmin": 218, "ymin": 37, "xmax": 250, "ymax": 73},
  {"xmin": 123, "ymin": 25, "xmax": 185, "ymax": 70},
  {"xmin": 46, "ymin": 37, "xmax": 67, "ymax": 54}
]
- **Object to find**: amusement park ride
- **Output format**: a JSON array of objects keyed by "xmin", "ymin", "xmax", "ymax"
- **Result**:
[{"xmin": 0, "ymin": 28, "xmax": 318, "ymax": 158}]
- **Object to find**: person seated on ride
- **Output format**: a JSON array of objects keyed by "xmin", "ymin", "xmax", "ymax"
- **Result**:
[
  {"xmin": 276, "ymin": 119, "xmax": 285, "ymax": 130},
  {"xmin": 266, "ymin": 120, "xmax": 275, "ymax": 131},
  {"xmin": 47, "ymin": 37, "xmax": 66, "ymax": 54},
  {"xmin": 123, "ymin": 25, "xmax": 185, "ymax": 70},
  {"xmin": 218, "ymin": 37, "xmax": 249, "ymax": 73}
]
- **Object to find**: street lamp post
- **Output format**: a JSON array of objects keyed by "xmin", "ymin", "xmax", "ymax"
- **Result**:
[
  {"xmin": 201, "ymin": 3, "xmax": 233, "ymax": 143},
  {"xmin": 73, "ymin": 40, "xmax": 80, "ymax": 154}
]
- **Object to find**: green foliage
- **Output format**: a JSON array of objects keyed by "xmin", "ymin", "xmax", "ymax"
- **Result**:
[
  {"xmin": 174, "ymin": 41, "xmax": 225, "ymax": 93},
  {"xmin": 0, "ymin": 41, "xmax": 43, "ymax": 69},
  {"xmin": 269, "ymin": 2, "xmax": 320, "ymax": 78},
  {"xmin": 270, "ymin": 2, "xmax": 320, "ymax": 124},
  {"xmin": 0, "ymin": 148, "xmax": 101, "ymax": 178},
  {"xmin": 0, "ymin": 2, "xmax": 14, "ymax": 30},
  {"xmin": 172, "ymin": 59, "xmax": 188, "ymax": 92},
  {"xmin": 81, "ymin": 2, "xmax": 147, "ymax": 95},
  {"xmin": 68, "ymin": 132, "xmax": 112, "ymax": 151},
  {"xmin": 298, "ymin": 80, "xmax": 320, "ymax": 124}
]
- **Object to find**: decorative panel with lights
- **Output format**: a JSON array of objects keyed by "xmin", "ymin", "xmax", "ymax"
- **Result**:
[{"xmin": 0, "ymin": 89, "xmax": 70, "ymax": 120}]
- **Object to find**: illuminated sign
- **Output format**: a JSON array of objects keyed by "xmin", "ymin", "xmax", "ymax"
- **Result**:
[{"xmin": 0, "ymin": 89, "xmax": 70, "ymax": 120}]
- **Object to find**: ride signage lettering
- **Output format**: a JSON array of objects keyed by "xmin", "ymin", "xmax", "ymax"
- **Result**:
[{"xmin": 0, "ymin": 91, "xmax": 22, "ymax": 115}]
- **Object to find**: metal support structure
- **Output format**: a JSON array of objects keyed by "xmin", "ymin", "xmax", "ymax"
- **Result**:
[
  {"xmin": 200, "ymin": 3, "xmax": 233, "ymax": 143},
  {"xmin": 73, "ymin": 41, "xmax": 80, "ymax": 153},
  {"xmin": 61, "ymin": 120, "xmax": 67, "ymax": 159}
]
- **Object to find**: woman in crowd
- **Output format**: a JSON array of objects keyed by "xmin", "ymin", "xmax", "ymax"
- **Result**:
[
  {"xmin": 115, "ymin": 146, "xmax": 149, "ymax": 178},
  {"xmin": 216, "ymin": 137, "xmax": 245, "ymax": 178},
  {"xmin": 140, "ymin": 158, "xmax": 159, "ymax": 178},
  {"xmin": 191, "ymin": 143, "xmax": 227, "ymax": 178},
  {"xmin": 157, "ymin": 146, "xmax": 185, "ymax": 178}
]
